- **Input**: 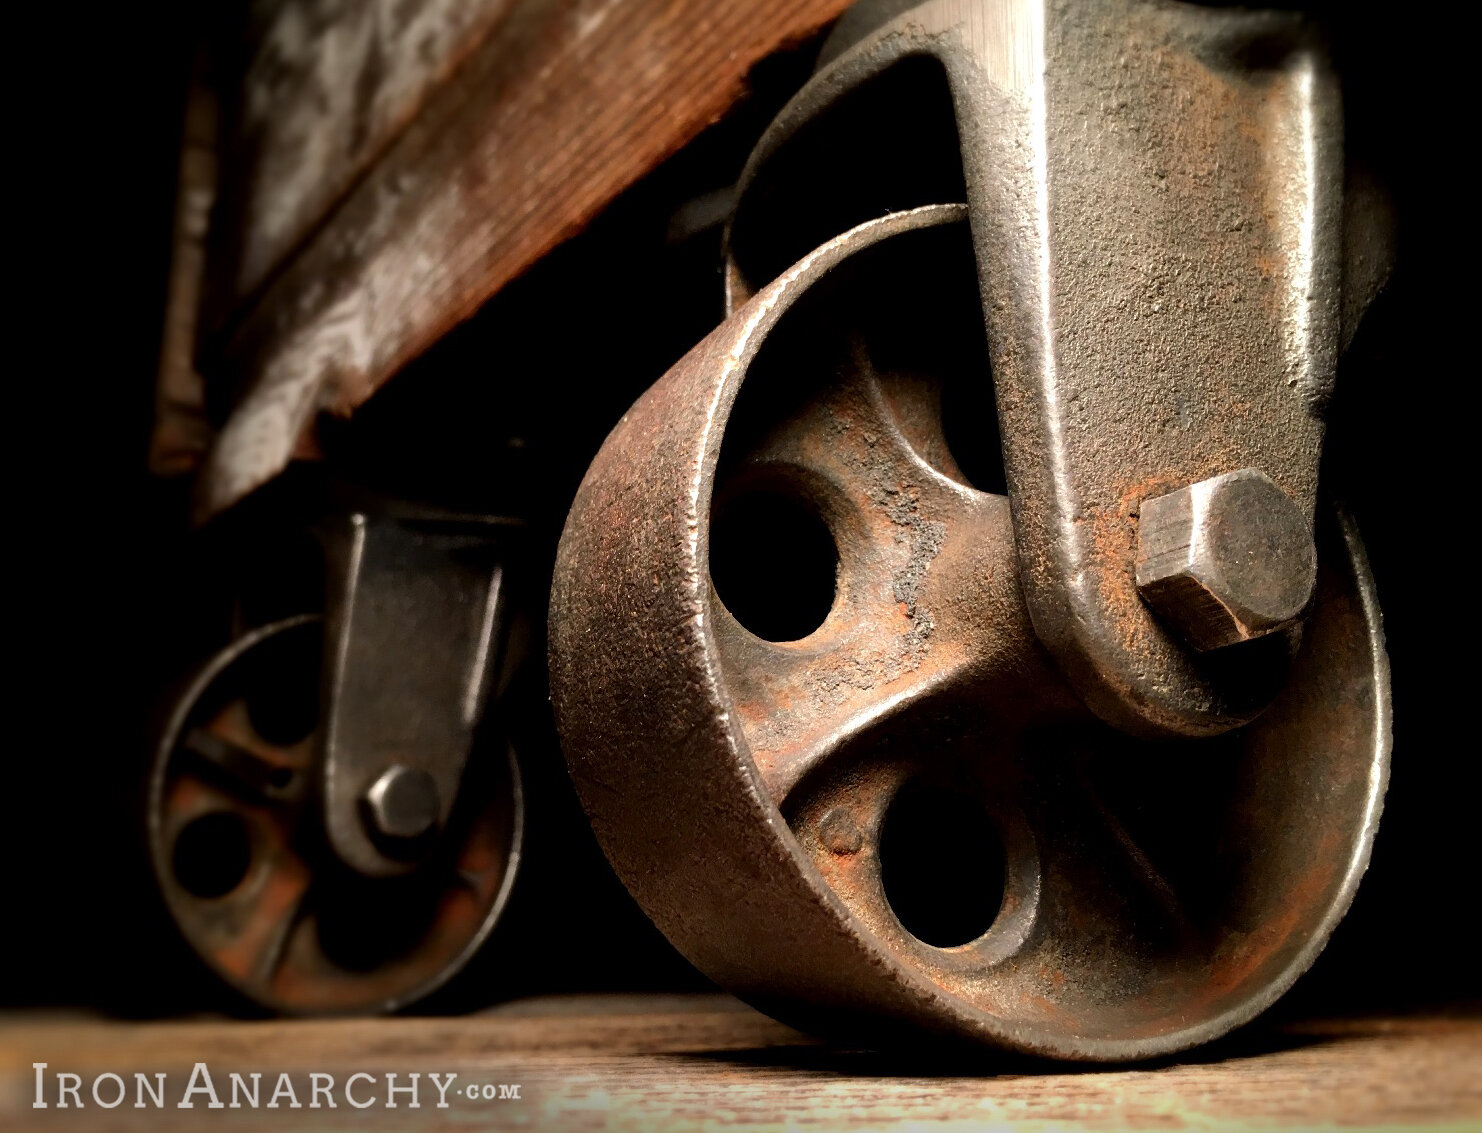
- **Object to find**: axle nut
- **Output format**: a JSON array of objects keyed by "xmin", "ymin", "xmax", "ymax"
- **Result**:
[
  {"xmin": 1135, "ymin": 468, "xmax": 1317, "ymax": 652},
  {"xmin": 362, "ymin": 765, "xmax": 440, "ymax": 842}
]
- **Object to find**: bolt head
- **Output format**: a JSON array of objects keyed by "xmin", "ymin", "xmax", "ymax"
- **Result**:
[
  {"xmin": 362, "ymin": 765, "xmax": 440, "ymax": 842},
  {"xmin": 1135, "ymin": 468, "xmax": 1317, "ymax": 652},
  {"xmin": 818, "ymin": 806, "xmax": 863, "ymax": 855}
]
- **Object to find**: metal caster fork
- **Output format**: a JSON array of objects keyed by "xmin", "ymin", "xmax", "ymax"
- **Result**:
[{"xmin": 150, "ymin": 512, "xmax": 523, "ymax": 1014}]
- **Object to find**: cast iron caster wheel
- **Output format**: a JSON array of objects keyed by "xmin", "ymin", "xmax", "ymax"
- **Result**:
[
  {"xmin": 549, "ymin": 207, "xmax": 1389, "ymax": 1061},
  {"xmin": 149, "ymin": 616, "xmax": 522, "ymax": 1015}
]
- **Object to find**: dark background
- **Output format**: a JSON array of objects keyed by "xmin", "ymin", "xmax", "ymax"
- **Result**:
[{"xmin": 8, "ymin": 1, "xmax": 1476, "ymax": 1022}]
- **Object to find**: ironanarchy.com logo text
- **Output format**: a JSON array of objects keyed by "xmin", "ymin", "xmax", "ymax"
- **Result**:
[{"xmin": 31, "ymin": 1063, "xmax": 521, "ymax": 1110}]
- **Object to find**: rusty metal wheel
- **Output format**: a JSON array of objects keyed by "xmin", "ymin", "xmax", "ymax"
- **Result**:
[
  {"xmin": 549, "ymin": 206, "xmax": 1389, "ymax": 1060},
  {"xmin": 149, "ymin": 616, "xmax": 522, "ymax": 1015}
]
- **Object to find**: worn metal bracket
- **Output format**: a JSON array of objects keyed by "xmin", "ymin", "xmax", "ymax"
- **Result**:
[{"xmin": 320, "ymin": 511, "xmax": 518, "ymax": 877}]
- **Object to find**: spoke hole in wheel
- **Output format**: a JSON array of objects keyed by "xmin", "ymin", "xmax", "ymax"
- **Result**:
[
  {"xmin": 243, "ymin": 629, "xmax": 321, "ymax": 746},
  {"xmin": 173, "ymin": 812, "xmax": 253, "ymax": 899},
  {"xmin": 315, "ymin": 875, "xmax": 438, "ymax": 972},
  {"xmin": 851, "ymin": 224, "xmax": 1006, "ymax": 498},
  {"xmin": 940, "ymin": 371, "xmax": 1008, "ymax": 496},
  {"xmin": 879, "ymin": 781, "xmax": 1005, "ymax": 948},
  {"xmin": 710, "ymin": 489, "xmax": 837, "ymax": 642}
]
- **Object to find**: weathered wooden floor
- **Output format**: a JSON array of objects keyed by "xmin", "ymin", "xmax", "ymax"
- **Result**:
[{"xmin": 3, "ymin": 995, "xmax": 1478, "ymax": 1131}]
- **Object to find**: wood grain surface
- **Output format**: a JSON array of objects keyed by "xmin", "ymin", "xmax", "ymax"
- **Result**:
[
  {"xmin": 4, "ymin": 994, "xmax": 1479, "ymax": 1130},
  {"xmin": 196, "ymin": 0, "xmax": 853, "ymax": 518},
  {"xmin": 218, "ymin": 0, "xmax": 517, "ymax": 309}
]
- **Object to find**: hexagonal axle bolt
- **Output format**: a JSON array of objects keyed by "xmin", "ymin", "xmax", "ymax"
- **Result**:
[
  {"xmin": 361, "ymin": 765, "xmax": 441, "ymax": 844},
  {"xmin": 1135, "ymin": 469, "xmax": 1317, "ymax": 652}
]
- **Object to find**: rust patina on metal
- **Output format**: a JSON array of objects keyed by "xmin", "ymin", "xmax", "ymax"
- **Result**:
[{"xmin": 550, "ymin": 199, "xmax": 1387, "ymax": 1058}]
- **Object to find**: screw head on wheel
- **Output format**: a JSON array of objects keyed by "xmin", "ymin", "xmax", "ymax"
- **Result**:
[
  {"xmin": 1135, "ymin": 468, "xmax": 1318, "ymax": 652},
  {"xmin": 362, "ymin": 765, "xmax": 440, "ymax": 842}
]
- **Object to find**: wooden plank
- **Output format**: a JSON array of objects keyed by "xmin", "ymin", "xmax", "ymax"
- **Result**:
[
  {"xmin": 196, "ymin": 0, "xmax": 853, "ymax": 518},
  {"xmin": 156, "ymin": 0, "xmax": 515, "ymax": 475},
  {"xmin": 4, "ymin": 995, "xmax": 1479, "ymax": 1130},
  {"xmin": 149, "ymin": 47, "xmax": 219, "ymax": 478},
  {"xmin": 215, "ymin": 0, "xmax": 516, "ymax": 310}
]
